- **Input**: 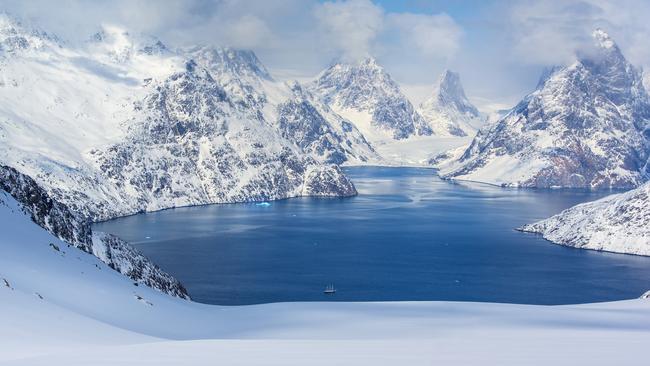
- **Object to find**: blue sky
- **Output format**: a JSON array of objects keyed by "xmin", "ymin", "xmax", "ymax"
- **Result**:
[{"xmin": 374, "ymin": 0, "xmax": 492, "ymax": 18}]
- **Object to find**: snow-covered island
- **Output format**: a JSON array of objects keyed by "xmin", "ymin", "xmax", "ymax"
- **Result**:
[{"xmin": 520, "ymin": 182, "xmax": 650, "ymax": 256}]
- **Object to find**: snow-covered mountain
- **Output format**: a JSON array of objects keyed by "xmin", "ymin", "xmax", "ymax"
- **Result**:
[
  {"xmin": 520, "ymin": 182, "xmax": 650, "ymax": 256},
  {"xmin": 183, "ymin": 46, "xmax": 380, "ymax": 165},
  {"xmin": 418, "ymin": 70, "xmax": 482, "ymax": 137},
  {"xmin": 441, "ymin": 30, "xmax": 650, "ymax": 189},
  {"xmin": 309, "ymin": 57, "xmax": 433, "ymax": 143},
  {"xmin": 0, "ymin": 14, "xmax": 371, "ymax": 222}
]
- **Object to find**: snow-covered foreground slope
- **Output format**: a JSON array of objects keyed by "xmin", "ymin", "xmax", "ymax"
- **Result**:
[
  {"xmin": 0, "ymin": 166, "xmax": 189, "ymax": 298},
  {"xmin": 3, "ymin": 188, "xmax": 650, "ymax": 365},
  {"xmin": 0, "ymin": 15, "xmax": 361, "ymax": 222},
  {"xmin": 520, "ymin": 182, "xmax": 650, "ymax": 256},
  {"xmin": 442, "ymin": 29, "xmax": 650, "ymax": 189}
]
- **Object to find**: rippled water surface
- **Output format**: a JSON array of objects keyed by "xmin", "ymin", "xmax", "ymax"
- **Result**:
[{"xmin": 94, "ymin": 167, "xmax": 650, "ymax": 305}]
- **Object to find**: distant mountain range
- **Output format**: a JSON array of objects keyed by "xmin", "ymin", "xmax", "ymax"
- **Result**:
[
  {"xmin": 0, "ymin": 13, "xmax": 489, "ymax": 223},
  {"xmin": 309, "ymin": 57, "xmax": 433, "ymax": 142}
]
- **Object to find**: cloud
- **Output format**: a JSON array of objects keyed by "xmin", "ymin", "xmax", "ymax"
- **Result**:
[
  {"xmin": 207, "ymin": 14, "xmax": 273, "ymax": 49},
  {"xmin": 313, "ymin": 0, "xmax": 384, "ymax": 61},
  {"xmin": 4, "ymin": 0, "xmax": 649, "ymax": 108},
  {"xmin": 387, "ymin": 12, "xmax": 462, "ymax": 59},
  {"xmin": 505, "ymin": 0, "xmax": 650, "ymax": 69},
  {"xmin": 313, "ymin": 0, "xmax": 462, "ymax": 63},
  {"xmin": 3, "ymin": 0, "xmax": 462, "ymax": 72}
]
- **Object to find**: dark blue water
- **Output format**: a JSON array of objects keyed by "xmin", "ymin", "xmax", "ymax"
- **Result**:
[{"xmin": 94, "ymin": 167, "xmax": 650, "ymax": 305}]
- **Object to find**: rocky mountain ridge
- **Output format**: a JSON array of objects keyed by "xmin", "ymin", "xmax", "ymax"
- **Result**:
[
  {"xmin": 440, "ymin": 29, "xmax": 650, "ymax": 189},
  {"xmin": 309, "ymin": 57, "xmax": 433, "ymax": 142}
]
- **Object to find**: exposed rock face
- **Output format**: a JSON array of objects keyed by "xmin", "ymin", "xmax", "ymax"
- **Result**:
[
  {"xmin": 278, "ymin": 82, "xmax": 380, "ymax": 165},
  {"xmin": 418, "ymin": 70, "xmax": 482, "ymax": 137},
  {"xmin": 310, "ymin": 57, "xmax": 432, "ymax": 142},
  {"xmin": 0, "ymin": 165, "xmax": 91, "ymax": 250},
  {"xmin": 441, "ymin": 30, "xmax": 650, "ymax": 189},
  {"xmin": 188, "ymin": 46, "xmax": 273, "ymax": 81},
  {"xmin": 91, "ymin": 232, "xmax": 189, "ymax": 299},
  {"xmin": 520, "ymin": 182, "xmax": 650, "ymax": 256},
  {"xmin": 0, "ymin": 165, "xmax": 189, "ymax": 299}
]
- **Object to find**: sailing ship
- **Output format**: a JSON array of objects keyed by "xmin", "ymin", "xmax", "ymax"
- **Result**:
[{"xmin": 324, "ymin": 284, "xmax": 336, "ymax": 294}]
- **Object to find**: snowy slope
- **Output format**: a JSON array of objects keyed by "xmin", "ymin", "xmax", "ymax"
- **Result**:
[
  {"xmin": 520, "ymin": 182, "xmax": 650, "ymax": 256},
  {"xmin": 2, "ymin": 189, "xmax": 650, "ymax": 365},
  {"xmin": 373, "ymin": 136, "xmax": 472, "ymax": 167},
  {"xmin": 0, "ymin": 166, "xmax": 188, "ymax": 298},
  {"xmin": 441, "ymin": 30, "xmax": 650, "ymax": 189},
  {"xmin": 309, "ymin": 57, "xmax": 432, "ymax": 144},
  {"xmin": 418, "ymin": 70, "xmax": 483, "ymax": 137},
  {"xmin": 0, "ymin": 15, "xmax": 359, "ymax": 221}
]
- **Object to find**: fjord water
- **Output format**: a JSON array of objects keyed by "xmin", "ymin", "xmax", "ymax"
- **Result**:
[{"xmin": 94, "ymin": 167, "xmax": 650, "ymax": 305}]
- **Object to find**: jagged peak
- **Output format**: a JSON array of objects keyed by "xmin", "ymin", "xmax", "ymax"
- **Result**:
[
  {"xmin": 0, "ymin": 12, "xmax": 32, "ymax": 34},
  {"xmin": 324, "ymin": 55, "xmax": 386, "ymax": 75},
  {"xmin": 576, "ymin": 28, "xmax": 628, "ymax": 71},
  {"xmin": 425, "ymin": 69, "xmax": 479, "ymax": 117},
  {"xmin": 0, "ymin": 12, "xmax": 19, "ymax": 29},
  {"xmin": 314, "ymin": 55, "xmax": 405, "ymax": 104},
  {"xmin": 359, "ymin": 56, "xmax": 380, "ymax": 68},
  {"xmin": 185, "ymin": 45, "xmax": 273, "ymax": 81},
  {"xmin": 435, "ymin": 70, "xmax": 465, "ymax": 100}
]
